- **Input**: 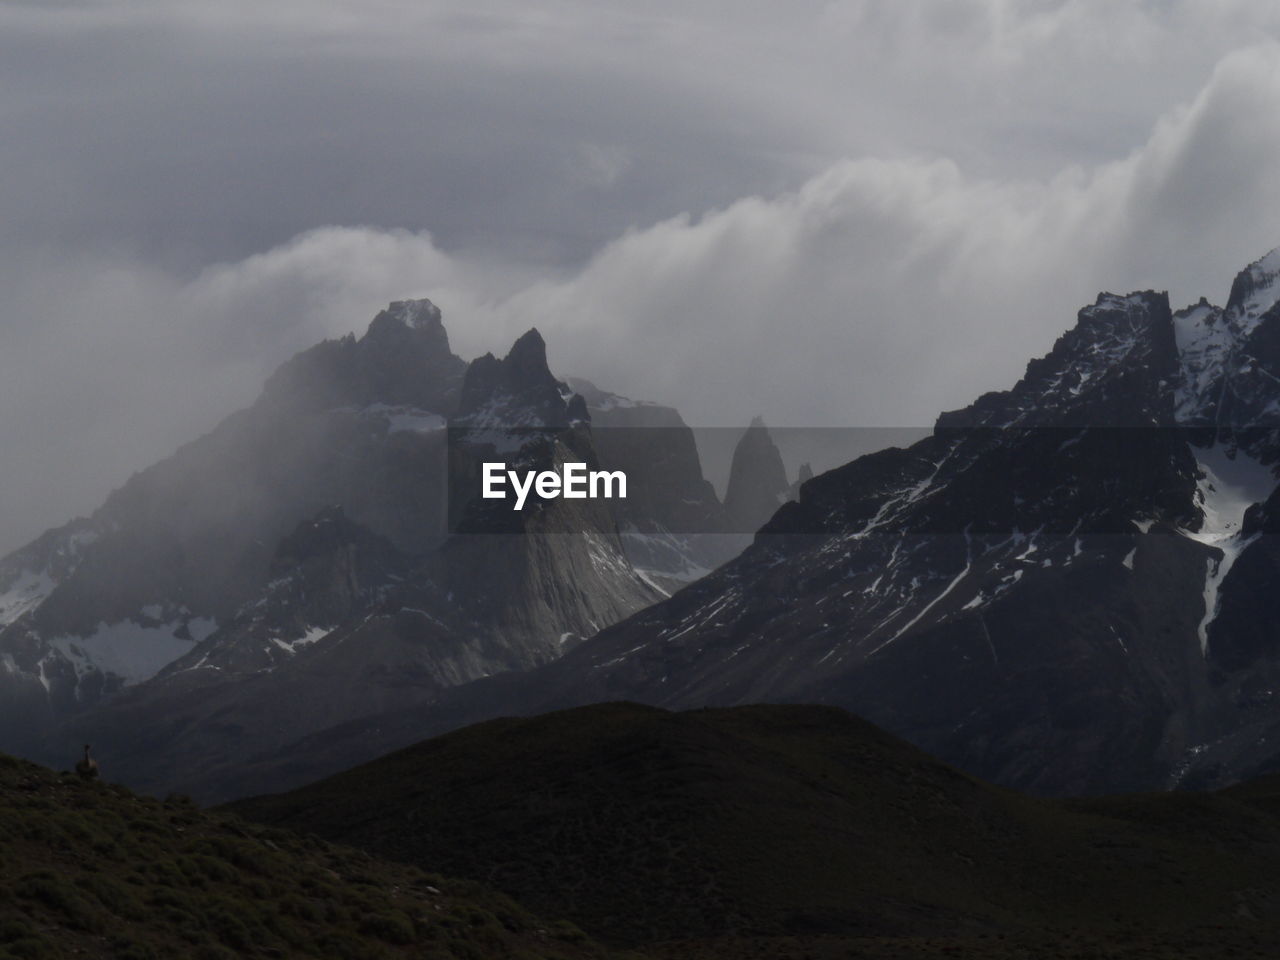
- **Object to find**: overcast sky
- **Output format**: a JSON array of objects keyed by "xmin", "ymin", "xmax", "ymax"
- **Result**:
[{"xmin": 5, "ymin": 0, "xmax": 1280, "ymax": 552}]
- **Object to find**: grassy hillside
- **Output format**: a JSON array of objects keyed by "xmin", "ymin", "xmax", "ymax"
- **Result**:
[
  {"xmin": 0, "ymin": 751, "xmax": 622, "ymax": 960},
  {"xmin": 229, "ymin": 702, "xmax": 1280, "ymax": 958}
]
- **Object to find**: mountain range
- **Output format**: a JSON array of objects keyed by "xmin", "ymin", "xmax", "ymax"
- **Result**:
[
  {"xmin": 0, "ymin": 298, "xmax": 798, "ymax": 790},
  {"xmin": 9, "ymin": 249, "xmax": 1280, "ymax": 806}
]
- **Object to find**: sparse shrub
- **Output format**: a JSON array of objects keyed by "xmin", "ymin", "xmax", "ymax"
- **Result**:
[
  {"xmin": 445, "ymin": 937, "xmax": 484, "ymax": 960},
  {"xmin": 75, "ymin": 873, "xmax": 145, "ymax": 920},
  {"xmin": 186, "ymin": 854, "xmax": 237, "ymax": 885},
  {"xmin": 549, "ymin": 919, "xmax": 588, "ymax": 942},
  {"xmin": 108, "ymin": 939, "xmax": 158, "ymax": 960},
  {"xmin": 49, "ymin": 812, "xmax": 94, "ymax": 845},
  {"xmin": 205, "ymin": 906, "xmax": 253, "ymax": 951},
  {"xmin": 244, "ymin": 877, "xmax": 274, "ymax": 900},
  {"xmin": 190, "ymin": 945, "xmax": 237, "ymax": 960},
  {"xmin": 494, "ymin": 909, "xmax": 523, "ymax": 932},
  {"xmin": 197, "ymin": 836, "xmax": 273, "ymax": 876},
  {"xmin": 278, "ymin": 893, "xmax": 323, "ymax": 923},
  {"xmin": 263, "ymin": 910, "xmax": 307, "ymax": 947},
  {"xmin": 89, "ymin": 835, "xmax": 123, "ymax": 858},
  {"xmin": 14, "ymin": 871, "xmax": 105, "ymax": 933},
  {"xmin": 359, "ymin": 910, "xmax": 417, "ymax": 945},
  {"xmin": 0, "ymin": 919, "xmax": 34, "ymax": 944},
  {"xmin": 1, "ymin": 935, "xmax": 62, "ymax": 959},
  {"xmin": 147, "ymin": 886, "xmax": 193, "ymax": 912},
  {"xmin": 316, "ymin": 930, "xmax": 385, "ymax": 960}
]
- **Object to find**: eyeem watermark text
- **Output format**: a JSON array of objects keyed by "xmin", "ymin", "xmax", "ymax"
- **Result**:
[{"xmin": 482, "ymin": 462, "xmax": 627, "ymax": 511}]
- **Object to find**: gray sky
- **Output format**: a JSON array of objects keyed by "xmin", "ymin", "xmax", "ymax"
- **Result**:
[{"xmin": 5, "ymin": 0, "xmax": 1280, "ymax": 553}]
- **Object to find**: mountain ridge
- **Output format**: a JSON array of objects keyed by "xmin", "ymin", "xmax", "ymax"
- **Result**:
[
  {"xmin": 227, "ymin": 700, "xmax": 1280, "ymax": 958},
  {"xmin": 184, "ymin": 246, "xmax": 1280, "ymax": 803},
  {"xmin": 1, "ymin": 298, "xmax": 742, "ymax": 785}
]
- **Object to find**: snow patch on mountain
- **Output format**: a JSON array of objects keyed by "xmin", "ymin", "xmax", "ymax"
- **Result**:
[
  {"xmin": 188, "ymin": 618, "xmax": 218, "ymax": 644},
  {"xmin": 358, "ymin": 404, "xmax": 446, "ymax": 435},
  {"xmin": 1173, "ymin": 300, "xmax": 1229, "ymax": 423},
  {"xmin": 0, "ymin": 569, "xmax": 53, "ymax": 628},
  {"xmin": 269, "ymin": 626, "xmax": 331, "ymax": 655},
  {"xmin": 1182, "ymin": 444, "xmax": 1276, "ymax": 653},
  {"xmin": 49, "ymin": 620, "xmax": 199, "ymax": 686},
  {"xmin": 1231, "ymin": 248, "xmax": 1280, "ymax": 324},
  {"xmin": 384, "ymin": 298, "xmax": 443, "ymax": 331}
]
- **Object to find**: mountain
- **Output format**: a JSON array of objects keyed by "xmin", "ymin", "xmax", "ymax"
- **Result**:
[
  {"xmin": 723, "ymin": 417, "xmax": 791, "ymax": 533},
  {"xmin": 229, "ymin": 702, "xmax": 1280, "ymax": 958},
  {"xmin": 523, "ymin": 278, "xmax": 1276, "ymax": 797},
  {"xmin": 0, "ymin": 300, "xmax": 465, "ymax": 754},
  {"xmin": 211, "ymin": 248, "xmax": 1280, "ymax": 802},
  {"xmin": 32, "ymin": 319, "xmax": 669, "ymax": 794},
  {"xmin": 0, "ymin": 298, "xmax": 748, "ymax": 791},
  {"xmin": 566, "ymin": 377, "xmax": 737, "ymax": 591},
  {"xmin": 0, "ymin": 749, "xmax": 614, "ymax": 960}
]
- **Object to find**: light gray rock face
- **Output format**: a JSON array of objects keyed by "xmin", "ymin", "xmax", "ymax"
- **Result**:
[{"xmin": 564, "ymin": 377, "xmax": 739, "ymax": 592}]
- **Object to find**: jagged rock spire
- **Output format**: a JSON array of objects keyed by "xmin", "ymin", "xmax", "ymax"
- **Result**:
[{"xmin": 724, "ymin": 417, "xmax": 790, "ymax": 532}]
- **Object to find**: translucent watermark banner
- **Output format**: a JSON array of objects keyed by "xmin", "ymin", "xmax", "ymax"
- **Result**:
[{"xmin": 440, "ymin": 424, "xmax": 1259, "ymax": 535}]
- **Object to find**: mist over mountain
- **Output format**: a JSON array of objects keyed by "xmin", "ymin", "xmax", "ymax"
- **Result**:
[
  {"xmin": 169, "ymin": 246, "xmax": 1280, "ymax": 804},
  {"xmin": 17, "ymin": 7, "xmax": 1280, "ymax": 959},
  {"xmin": 13, "ymin": 239, "xmax": 1280, "ymax": 817},
  {"xmin": 0, "ymin": 300, "xmax": 768, "ymax": 787}
]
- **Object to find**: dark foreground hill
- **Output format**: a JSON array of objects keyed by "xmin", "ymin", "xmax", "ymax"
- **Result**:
[
  {"xmin": 230, "ymin": 703, "xmax": 1280, "ymax": 960},
  {"xmin": 0, "ymin": 752, "xmax": 619, "ymax": 960}
]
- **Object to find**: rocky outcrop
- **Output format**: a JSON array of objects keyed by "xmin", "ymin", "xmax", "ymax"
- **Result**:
[
  {"xmin": 723, "ymin": 417, "xmax": 791, "ymax": 533},
  {"xmin": 565, "ymin": 377, "xmax": 734, "ymax": 589},
  {"xmin": 260, "ymin": 299, "xmax": 465, "ymax": 413}
]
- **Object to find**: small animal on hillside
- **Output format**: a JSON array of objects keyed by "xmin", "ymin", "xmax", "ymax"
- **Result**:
[{"xmin": 75, "ymin": 744, "xmax": 99, "ymax": 781}]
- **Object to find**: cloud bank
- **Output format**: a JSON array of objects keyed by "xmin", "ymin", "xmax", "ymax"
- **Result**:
[{"xmin": 4, "ymin": 4, "xmax": 1280, "ymax": 551}]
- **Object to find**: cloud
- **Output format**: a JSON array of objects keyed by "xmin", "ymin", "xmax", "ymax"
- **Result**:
[
  {"xmin": 5, "ymin": 7, "xmax": 1280, "ymax": 552},
  {"xmin": 3, "ymin": 0, "xmax": 1279, "ymax": 274},
  {"xmin": 471, "ymin": 43, "xmax": 1280, "ymax": 428}
]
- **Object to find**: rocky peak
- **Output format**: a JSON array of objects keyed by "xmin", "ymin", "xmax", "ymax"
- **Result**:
[
  {"xmin": 356, "ymin": 299, "xmax": 461, "ymax": 398},
  {"xmin": 724, "ymin": 417, "xmax": 790, "ymax": 532},
  {"xmin": 1173, "ymin": 298, "xmax": 1228, "ymax": 426},
  {"xmin": 260, "ymin": 300, "xmax": 464, "ymax": 413},
  {"xmin": 457, "ymin": 328, "xmax": 577, "ymax": 428},
  {"xmin": 504, "ymin": 328, "xmax": 557, "ymax": 387},
  {"xmin": 1225, "ymin": 247, "xmax": 1280, "ymax": 322},
  {"xmin": 362, "ymin": 298, "xmax": 453, "ymax": 362},
  {"xmin": 367, "ymin": 298, "xmax": 446, "ymax": 335},
  {"xmin": 1173, "ymin": 247, "xmax": 1280, "ymax": 437},
  {"xmin": 937, "ymin": 291, "xmax": 1178, "ymax": 430}
]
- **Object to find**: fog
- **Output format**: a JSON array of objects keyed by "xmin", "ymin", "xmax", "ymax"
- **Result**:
[{"xmin": 4, "ymin": 1, "xmax": 1280, "ymax": 552}]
